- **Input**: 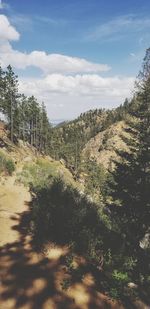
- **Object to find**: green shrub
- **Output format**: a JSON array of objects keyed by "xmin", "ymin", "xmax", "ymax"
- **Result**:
[
  {"xmin": 112, "ymin": 270, "xmax": 129, "ymax": 283},
  {"xmin": 5, "ymin": 159, "xmax": 15, "ymax": 175},
  {"xmin": 0, "ymin": 151, "xmax": 15, "ymax": 175},
  {"xmin": 109, "ymin": 288, "xmax": 120, "ymax": 299}
]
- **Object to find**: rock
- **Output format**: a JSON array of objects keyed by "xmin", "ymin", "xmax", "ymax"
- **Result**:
[
  {"xmin": 127, "ymin": 282, "xmax": 138, "ymax": 289},
  {"xmin": 24, "ymin": 156, "xmax": 32, "ymax": 162},
  {"xmin": 60, "ymin": 159, "xmax": 66, "ymax": 165},
  {"xmin": 140, "ymin": 230, "xmax": 150, "ymax": 249}
]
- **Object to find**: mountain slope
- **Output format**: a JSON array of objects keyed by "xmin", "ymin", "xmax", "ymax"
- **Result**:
[
  {"xmin": 49, "ymin": 101, "xmax": 131, "ymax": 170},
  {"xmin": 82, "ymin": 120, "xmax": 130, "ymax": 170}
]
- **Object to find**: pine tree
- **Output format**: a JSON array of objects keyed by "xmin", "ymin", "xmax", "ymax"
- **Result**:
[
  {"xmin": 18, "ymin": 94, "xmax": 29, "ymax": 141},
  {"xmin": 106, "ymin": 49, "xmax": 150, "ymax": 284},
  {"xmin": 27, "ymin": 96, "xmax": 39, "ymax": 146},
  {"xmin": 39, "ymin": 102, "xmax": 50, "ymax": 152},
  {"xmin": 3, "ymin": 65, "xmax": 20, "ymax": 142},
  {"xmin": 0, "ymin": 66, "xmax": 5, "ymax": 113}
]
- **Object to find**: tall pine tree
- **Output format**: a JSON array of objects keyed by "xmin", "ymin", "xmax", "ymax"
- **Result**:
[
  {"xmin": 3, "ymin": 65, "xmax": 20, "ymax": 141},
  {"xmin": 106, "ymin": 49, "xmax": 150, "ymax": 284}
]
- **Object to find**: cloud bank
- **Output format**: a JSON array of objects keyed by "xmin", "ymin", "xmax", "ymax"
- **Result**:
[
  {"xmin": 19, "ymin": 74, "xmax": 134, "ymax": 98},
  {"xmin": 19, "ymin": 74, "xmax": 134, "ymax": 119}
]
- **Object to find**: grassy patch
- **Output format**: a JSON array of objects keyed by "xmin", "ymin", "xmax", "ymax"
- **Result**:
[{"xmin": 17, "ymin": 158, "xmax": 76, "ymax": 188}]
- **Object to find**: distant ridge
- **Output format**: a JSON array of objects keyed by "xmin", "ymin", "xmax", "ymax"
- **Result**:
[{"xmin": 50, "ymin": 119, "xmax": 69, "ymax": 127}]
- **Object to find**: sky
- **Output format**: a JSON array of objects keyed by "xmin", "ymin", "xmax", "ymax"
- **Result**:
[{"xmin": 0, "ymin": 0, "xmax": 150, "ymax": 120}]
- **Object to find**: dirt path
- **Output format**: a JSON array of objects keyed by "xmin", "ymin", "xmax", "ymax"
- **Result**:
[
  {"xmin": 0, "ymin": 174, "xmax": 31, "ymax": 247},
  {"xmin": 0, "ymin": 173, "xmax": 149, "ymax": 309}
]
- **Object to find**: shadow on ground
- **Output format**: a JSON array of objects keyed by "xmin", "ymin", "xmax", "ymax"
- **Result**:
[
  {"xmin": 0, "ymin": 186, "xmax": 149, "ymax": 309},
  {"xmin": 0, "ymin": 203, "xmax": 122, "ymax": 309}
]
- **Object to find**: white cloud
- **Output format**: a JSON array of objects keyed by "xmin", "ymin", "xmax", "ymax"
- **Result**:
[
  {"xmin": 0, "ymin": 15, "xmax": 110, "ymax": 74},
  {"xmin": 0, "ymin": 14, "xmax": 20, "ymax": 41},
  {"xmin": 0, "ymin": 43, "xmax": 110, "ymax": 73},
  {"xmin": 19, "ymin": 74, "xmax": 134, "ymax": 118},
  {"xmin": 19, "ymin": 74, "xmax": 134, "ymax": 98},
  {"xmin": 86, "ymin": 15, "xmax": 150, "ymax": 41}
]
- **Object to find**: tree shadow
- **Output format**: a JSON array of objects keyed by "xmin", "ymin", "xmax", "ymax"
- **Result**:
[
  {"xmin": 0, "ymin": 199, "xmax": 114, "ymax": 308},
  {"xmin": 0, "ymin": 206, "xmax": 80, "ymax": 308},
  {"xmin": 0, "ymin": 178, "xmax": 148, "ymax": 308}
]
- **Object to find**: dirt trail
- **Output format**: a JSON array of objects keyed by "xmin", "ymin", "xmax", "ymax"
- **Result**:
[
  {"xmin": 0, "ymin": 173, "xmax": 31, "ymax": 247},
  {"xmin": 0, "ymin": 172, "xmax": 149, "ymax": 309}
]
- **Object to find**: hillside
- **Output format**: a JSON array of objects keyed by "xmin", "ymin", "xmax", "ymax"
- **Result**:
[
  {"xmin": 48, "ymin": 103, "xmax": 133, "ymax": 203},
  {"xmin": 0, "ymin": 120, "xmax": 149, "ymax": 309},
  {"xmin": 49, "ymin": 108, "xmax": 108, "ymax": 164},
  {"xmin": 0, "ymin": 128, "xmax": 148, "ymax": 309},
  {"xmin": 0, "ymin": 121, "xmax": 79, "ymax": 198},
  {"xmin": 82, "ymin": 120, "xmax": 130, "ymax": 170},
  {"xmin": 49, "ymin": 100, "xmax": 131, "ymax": 171},
  {"xmin": 0, "ymin": 124, "xmax": 130, "ymax": 309}
]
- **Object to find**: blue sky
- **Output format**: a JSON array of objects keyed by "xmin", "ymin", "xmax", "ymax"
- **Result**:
[{"xmin": 0, "ymin": 0, "xmax": 150, "ymax": 120}]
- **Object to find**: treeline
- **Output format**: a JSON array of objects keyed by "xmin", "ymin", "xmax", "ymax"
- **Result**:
[{"xmin": 0, "ymin": 65, "xmax": 51, "ymax": 152}]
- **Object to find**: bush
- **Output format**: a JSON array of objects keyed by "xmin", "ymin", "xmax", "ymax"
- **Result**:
[
  {"xmin": 0, "ymin": 151, "xmax": 15, "ymax": 175},
  {"xmin": 5, "ymin": 159, "xmax": 15, "ymax": 175}
]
